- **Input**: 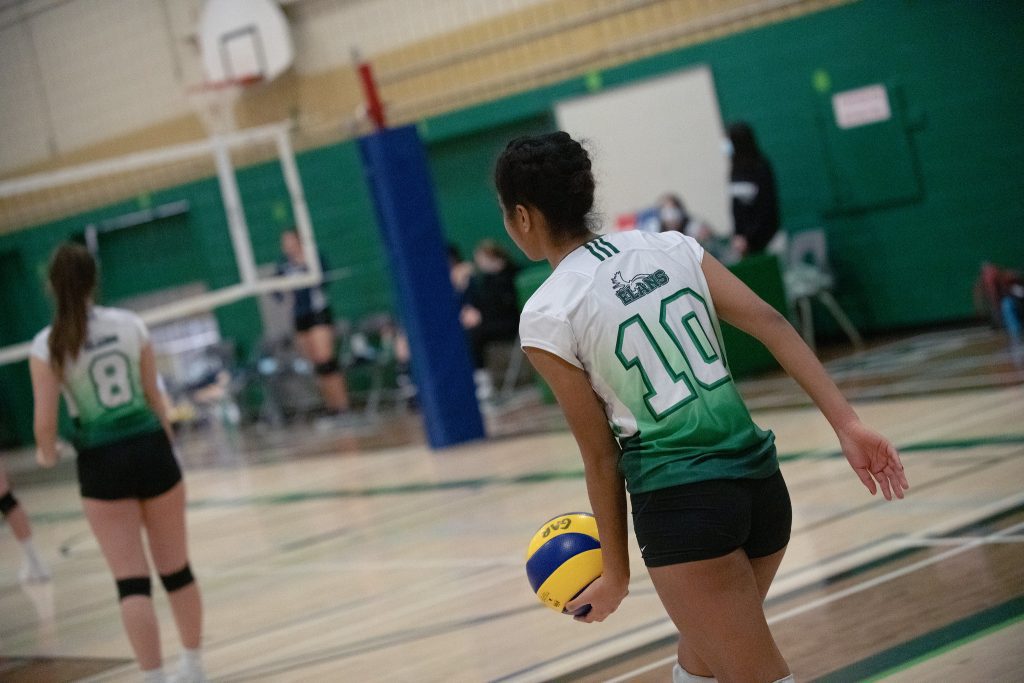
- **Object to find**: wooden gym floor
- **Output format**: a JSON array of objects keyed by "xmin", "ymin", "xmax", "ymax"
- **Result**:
[{"xmin": 1, "ymin": 325, "xmax": 1022, "ymax": 682}]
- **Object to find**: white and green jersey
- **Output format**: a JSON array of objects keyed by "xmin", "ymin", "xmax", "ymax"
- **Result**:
[
  {"xmin": 520, "ymin": 231, "xmax": 776, "ymax": 493},
  {"xmin": 31, "ymin": 306, "xmax": 160, "ymax": 449}
]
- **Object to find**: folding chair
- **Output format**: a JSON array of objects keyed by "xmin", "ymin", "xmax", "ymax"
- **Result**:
[{"xmin": 784, "ymin": 229, "xmax": 864, "ymax": 353}]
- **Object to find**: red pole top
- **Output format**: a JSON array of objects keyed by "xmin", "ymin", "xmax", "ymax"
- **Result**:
[{"xmin": 357, "ymin": 61, "xmax": 386, "ymax": 131}]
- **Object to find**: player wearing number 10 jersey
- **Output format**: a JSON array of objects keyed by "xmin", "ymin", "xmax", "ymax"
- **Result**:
[
  {"xmin": 496, "ymin": 132, "xmax": 908, "ymax": 683},
  {"xmin": 29, "ymin": 244, "xmax": 207, "ymax": 682},
  {"xmin": 520, "ymin": 229, "xmax": 777, "ymax": 494}
]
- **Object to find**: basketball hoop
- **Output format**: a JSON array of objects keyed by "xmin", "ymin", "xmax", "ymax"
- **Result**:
[{"xmin": 186, "ymin": 74, "xmax": 263, "ymax": 137}]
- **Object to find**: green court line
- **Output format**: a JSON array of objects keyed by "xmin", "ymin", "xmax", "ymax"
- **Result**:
[
  {"xmin": 778, "ymin": 433, "xmax": 1024, "ymax": 463},
  {"xmin": 771, "ymin": 499, "xmax": 1024, "ymax": 608},
  {"xmin": 30, "ymin": 433, "xmax": 1024, "ymax": 522},
  {"xmin": 864, "ymin": 612, "xmax": 1024, "ymax": 681},
  {"xmin": 816, "ymin": 595, "xmax": 1024, "ymax": 682}
]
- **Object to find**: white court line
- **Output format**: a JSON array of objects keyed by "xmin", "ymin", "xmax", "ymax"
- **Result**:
[
  {"xmin": 773, "ymin": 490, "xmax": 1024, "ymax": 592},
  {"xmin": 210, "ymin": 556, "xmax": 524, "ymax": 574},
  {"xmin": 210, "ymin": 565, "xmax": 522, "ymax": 682},
  {"xmin": 893, "ymin": 536, "xmax": 1024, "ymax": 547},
  {"xmin": 78, "ymin": 565, "xmax": 523, "ymax": 683},
  {"xmin": 745, "ymin": 373, "xmax": 1024, "ymax": 410},
  {"xmin": 604, "ymin": 653, "xmax": 675, "ymax": 682},
  {"xmin": 602, "ymin": 519, "xmax": 1024, "ymax": 683}
]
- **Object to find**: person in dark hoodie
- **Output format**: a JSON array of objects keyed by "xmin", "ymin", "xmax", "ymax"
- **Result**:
[
  {"xmin": 727, "ymin": 122, "xmax": 780, "ymax": 258},
  {"xmin": 461, "ymin": 239, "xmax": 521, "ymax": 401}
]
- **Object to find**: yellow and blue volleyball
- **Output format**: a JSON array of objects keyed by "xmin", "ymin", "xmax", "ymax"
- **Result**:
[{"xmin": 526, "ymin": 512, "xmax": 602, "ymax": 614}]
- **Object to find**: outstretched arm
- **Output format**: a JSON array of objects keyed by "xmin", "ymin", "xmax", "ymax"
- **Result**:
[
  {"xmin": 702, "ymin": 254, "xmax": 909, "ymax": 500},
  {"xmin": 525, "ymin": 347, "xmax": 630, "ymax": 622}
]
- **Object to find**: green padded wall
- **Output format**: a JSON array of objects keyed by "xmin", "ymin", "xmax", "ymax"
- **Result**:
[
  {"xmin": 419, "ymin": 0, "xmax": 1024, "ymax": 331},
  {"xmin": 425, "ymin": 114, "xmax": 554, "ymax": 262},
  {"xmin": 2, "ymin": 0, "xmax": 1022, "ymax": 445}
]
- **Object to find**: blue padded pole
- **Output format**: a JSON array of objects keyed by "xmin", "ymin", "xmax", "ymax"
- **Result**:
[{"xmin": 358, "ymin": 125, "xmax": 485, "ymax": 449}]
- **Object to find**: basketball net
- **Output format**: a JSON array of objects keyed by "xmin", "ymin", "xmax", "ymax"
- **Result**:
[{"xmin": 186, "ymin": 75, "xmax": 262, "ymax": 137}]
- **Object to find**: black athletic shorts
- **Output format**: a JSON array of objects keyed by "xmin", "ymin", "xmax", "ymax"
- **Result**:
[
  {"xmin": 630, "ymin": 470, "xmax": 792, "ymax": 567},
  {"xmin": 76, "ymin": 429, "xmax": 182, "ymax": 501},
  {"xmin": 294, "ymin": 307, "xmax": 333, "ymax": 333}
]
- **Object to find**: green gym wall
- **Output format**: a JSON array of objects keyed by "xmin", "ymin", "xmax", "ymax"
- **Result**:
[{"xmin": 1, "ymin": 0, "xmax": 1021, "ymax": 446}]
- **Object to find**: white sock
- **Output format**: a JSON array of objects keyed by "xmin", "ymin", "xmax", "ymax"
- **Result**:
[
  {"xmin": 178, "ymin": 648, "xmax": 206, "ymax": 681},
  {"xmin": 180, "ymin": 647, "xmax": 202, "ymax": 668},
  {"xmin": 20, "ymin": 538, "xmax": 43, "ymax": 564},
  {"xmin": 673, "ymin": 662, "xmax": 716, "ymax": 683},
  {"xmin": 141, "ymin": 668, "xmax": 166, "ymax": 683},
  {"xmin": 19, "ymin": 539, "xmax": 50, "ymax": 580}
]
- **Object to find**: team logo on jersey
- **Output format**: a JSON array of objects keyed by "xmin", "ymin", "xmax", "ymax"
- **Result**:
[
  {"xmin": 612, "ymin": 269, "xmax": 669, "ymax": 305},
  {"xmin": 84, "ymin": 334, "xmax": 118, "ymax": 351}
]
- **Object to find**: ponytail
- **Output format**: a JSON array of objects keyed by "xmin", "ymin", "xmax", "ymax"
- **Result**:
[{"xmin": 47, "ymin": 244, "xmax": 97, "ymax": 380}]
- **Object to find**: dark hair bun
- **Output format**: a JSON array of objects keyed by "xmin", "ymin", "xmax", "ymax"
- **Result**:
[{"xmin": 494, "ymin": 132, "xmax": 596, "ymax": 241}]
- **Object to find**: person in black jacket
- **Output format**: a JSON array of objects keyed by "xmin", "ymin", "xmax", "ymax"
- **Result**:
[
  {"xmin": 727, "ymin": 122, "xmax": 780, "ymax": 258},
  {"xmin": 461, "ymin": 240, "xmax": 520, "ymax": 401}
]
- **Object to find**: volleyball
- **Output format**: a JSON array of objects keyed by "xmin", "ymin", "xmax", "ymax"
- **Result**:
[{"xmin": 525, "ymin": 512, "xmax": 602, "ymax": 615}]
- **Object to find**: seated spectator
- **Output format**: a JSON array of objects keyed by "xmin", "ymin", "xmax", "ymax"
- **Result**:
[
  {"xmin": 658, "ymin": 193, "xmax": 732, "ymax": 261},
  {"xmin": 658, "ymin": 193, "xmax": 713, "ymax": 243}
]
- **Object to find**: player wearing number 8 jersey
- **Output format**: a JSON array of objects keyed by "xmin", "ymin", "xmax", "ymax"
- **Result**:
[
  {"xmin": 29, "ymin": 244, "xmax": 207, "ymax": 682},
  {"xmin": 495, "ymin": 133, "xmax": 909, "ymax": 683},
  {"xmin": 31, "ymin": 306, "xmax": 162, "ymax": 453}
]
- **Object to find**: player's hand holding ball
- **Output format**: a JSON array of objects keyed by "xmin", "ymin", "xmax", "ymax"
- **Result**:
[
  {"xmin": 565, "ymin": 573, "xmax": 629, "ymax": 623},
  {"xmin": 527, "ymin": 512, "xmax": 628, "ymax": 622}
]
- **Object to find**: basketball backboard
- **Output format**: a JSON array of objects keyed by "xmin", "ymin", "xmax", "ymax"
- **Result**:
[{"xmin": 198, "ymin": 0, "xmax": 293, "ymax": 83}]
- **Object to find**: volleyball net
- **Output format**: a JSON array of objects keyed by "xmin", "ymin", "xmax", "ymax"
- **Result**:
[{"xmin": 0, "ymin": 122, "xmax": 321, "ymax": 368}]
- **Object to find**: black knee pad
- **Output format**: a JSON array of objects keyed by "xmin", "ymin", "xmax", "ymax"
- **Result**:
[
  {"xmin": 314, "ymin": 359, "xmax": 341, "ymax": 376},
  {"xmin": 0, "ymin": 490, "xmax": 17, "ymax": 516},
  {"xmin": 160, "ymin": 564, "xmax": 195, "ymax": 593},
  {"xmin": 116, "ymin": 576, "xmax": 152, "ymax": 601}
]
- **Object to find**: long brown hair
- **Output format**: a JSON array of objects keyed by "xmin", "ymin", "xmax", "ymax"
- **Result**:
[{"xmin": 47, "ymin": 243, "xmax": 97, "ymax": 380}]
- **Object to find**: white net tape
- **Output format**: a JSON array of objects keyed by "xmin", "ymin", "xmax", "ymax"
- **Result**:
[{"xmin": 0, "ymin": 123, "xmax": 320, "ymax": 367}]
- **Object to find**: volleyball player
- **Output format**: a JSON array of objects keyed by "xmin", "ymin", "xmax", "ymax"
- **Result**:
[
  {"xmin": 0, "ymin": 459, "xmax": 50, "ymax": 582},
  {"xmin": 494, "ymin": 133, "xmax": 908, "ymax": 683},
  {"xmin": 277, "ymin": 228, "xmax": 351, "ymax": 417},
  {"xmin": 29, "ymin": 243, "xmax": 206, "ymax": 683}
]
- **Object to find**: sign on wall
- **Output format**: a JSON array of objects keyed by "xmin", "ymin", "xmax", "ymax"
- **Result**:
[{"xmin": 832, "ymin": 84, "xmax": 892, "ymax": 130}]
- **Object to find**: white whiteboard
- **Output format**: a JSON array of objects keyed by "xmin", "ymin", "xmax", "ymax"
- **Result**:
[{"xmin": 555, "ymin": 66, "xmax": 732, "ymax": 236}]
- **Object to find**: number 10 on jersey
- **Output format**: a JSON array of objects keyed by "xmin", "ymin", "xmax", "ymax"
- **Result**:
[{"xmin": 615, "ymin": 289, "xmax": 729, "ymax": 420}]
